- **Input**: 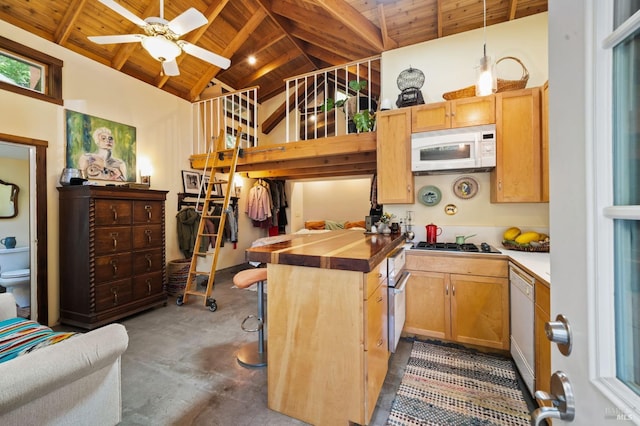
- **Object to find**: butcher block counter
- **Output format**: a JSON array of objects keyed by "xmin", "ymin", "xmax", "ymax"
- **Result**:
[{"xmin": 245, "ymin": 230, "xmax": 405, "ymax": 426}]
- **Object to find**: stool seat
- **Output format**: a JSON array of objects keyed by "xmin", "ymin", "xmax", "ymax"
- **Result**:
[
  {"xmin": 234, "ymin": 267, "xmax": 268, "ymax": 368},
  {"xmin": 233, "ymin": 268, "xmax": 268, "ymax": 289}
]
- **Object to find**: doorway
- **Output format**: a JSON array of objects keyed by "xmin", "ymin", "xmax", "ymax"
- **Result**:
[{"xmin": 0, "ymin": 133, "xmax": 48, "ymax": 324}]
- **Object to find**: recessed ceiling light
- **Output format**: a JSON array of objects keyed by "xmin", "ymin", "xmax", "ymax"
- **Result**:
[{"xmin": 248, "ymin": 55, "xmax": 256, "ymax": 65}]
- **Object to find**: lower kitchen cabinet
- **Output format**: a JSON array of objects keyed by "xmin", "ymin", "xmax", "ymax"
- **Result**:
[
  {"xmin": 405, "ymin": 252, "xmax": 510, "ymax": 350},
  {"xmin": 267, "ymin": 261, "xmax": 388, "ymax": 425},
  {"xmin": 534, "ymin": 279, "xmax": 551, "ymax": 394}
]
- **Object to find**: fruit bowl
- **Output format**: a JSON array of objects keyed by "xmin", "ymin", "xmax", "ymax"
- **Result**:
[{"xmin": 502, "ymin": 240, "xmax": 550, "ymax": 252}]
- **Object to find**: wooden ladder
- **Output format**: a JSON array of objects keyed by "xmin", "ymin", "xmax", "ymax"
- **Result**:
[{"xmin": 177, "ymin": 128, "xmax": 242, "ymax": 311}]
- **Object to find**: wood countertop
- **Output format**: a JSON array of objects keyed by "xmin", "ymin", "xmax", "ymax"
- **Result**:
[{"xmin": 246, "ymin": 230, "xmax": 406, "ymax": 273}]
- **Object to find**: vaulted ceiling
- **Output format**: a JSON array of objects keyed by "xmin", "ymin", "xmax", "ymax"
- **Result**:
[{"xmin": 0, "ymin": 0, "xmax": 547, "ymax": 103}]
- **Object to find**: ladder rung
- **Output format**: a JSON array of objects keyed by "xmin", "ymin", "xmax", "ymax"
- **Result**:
[
  {"xmin": 198, "ymin": 234, "xmax": 218, "ymax": 238},
  {"xmin": 184, "ymin": 290, "xmax": 207, "ymax": 297},
  {"xmin": 192, "ymin": 251, "xmax": 210, "ymax": 256},
  {"xmin": 201, "ymin": 215, "xmax": 223, "ymax": 219},
  {"xmin": 192, "ymin": 271, "xmax": 210, "ymax": 275},
  {"xmin": 210, "ymin": 180, "xmax": 228, "ymax": 184}
]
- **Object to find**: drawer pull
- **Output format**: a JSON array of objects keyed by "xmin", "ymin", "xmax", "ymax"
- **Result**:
[
  {"xmin": 146, "ymin": 278, "xmax": 152, "ymax": 295},
  {"xmin": 145, "ymin": 229, "xmax": 152, "ymax": 244},
  {"xmin": 446, "ymin": 284, "xmax": 449, "ymax": 296},
  {"xmin": 145, "ymin": 205, "xmax": 152, "ymax": 221},
  {"xmin": 110, "ymin": 205, "xmax": 118, "ymax": 222},
  {"xmin": 110, "ymin": 259, "xmax": 118, "ymax": 276},
  {"xmin": 110, "ymin": 232, "xmax": 118, "ymax": 250},
  {"xmin": 111, "ymin": 287, "xmax": 119, "ymax": 305},
  {"xmin": 452, "ymin": 285, "xmax": 456, "ymax": 296},
  {"xmin": 145, "ymin": 254, "xmax": 153, "ymax": 270}
]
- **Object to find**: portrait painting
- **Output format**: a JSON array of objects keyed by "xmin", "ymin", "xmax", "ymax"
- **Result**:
[{"xmin": 65, "ymin": 110, "xmax": 136, "ymax": 182}]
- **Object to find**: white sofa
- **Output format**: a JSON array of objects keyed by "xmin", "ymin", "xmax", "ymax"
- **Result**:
[{"xmin": 0, "ymin": 293, "xmax": 129, "ymax": 425}]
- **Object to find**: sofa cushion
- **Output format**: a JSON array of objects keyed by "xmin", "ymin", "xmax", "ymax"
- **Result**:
[{"xmin": 0, "ymin": 317, "xmax": 78, "ymax": 363}]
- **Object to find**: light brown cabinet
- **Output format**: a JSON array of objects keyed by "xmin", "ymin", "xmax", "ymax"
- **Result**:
[
  {"xmin": 411, "ymin": 95, "xmax": 496, "ymax": 132},
  {"xmin": 404, "ymin": 252, "xmax": 510, "ymax": 350},
  {"xmin": 534, "ymin": 280, "xmax": 551, "ymax": 394},
  {"xmin": 376, "ymin": 108, "xmax": 414, "ymax": 204},
  {"xmin": 541, "ymin": 81, "xmax": 550, "ymax": 202},
  {"xmin": 491, "ymin": 87, "xmax": 544, "ymax": 202},
  {"xmin": 267, "ymin": 260, "xmax": 389, "ymax": 425},
  {"xmin": 58, "ymin": 186, "xmax": 168, "ymax": 329}
]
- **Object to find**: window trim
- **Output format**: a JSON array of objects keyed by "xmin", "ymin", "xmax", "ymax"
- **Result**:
[{"xmin": 0, "ymin": 35, "xmax": 63, "ymax": 105}]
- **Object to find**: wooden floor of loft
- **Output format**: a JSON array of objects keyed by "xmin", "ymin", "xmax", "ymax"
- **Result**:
[{"xmin": 189, "ymin": 132, "xmax": 377, "ymax": 180}]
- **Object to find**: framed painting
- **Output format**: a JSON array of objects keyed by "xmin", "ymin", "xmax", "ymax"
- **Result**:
[
  {"xmin": 65, "ymin": 110, "xmax": 136, "ymax": 182},
  {"xmin": 201, "ymin": 174, "xmax": 222, "ymax": 197},
  {"xmin": 182, "ymin": 170, "xmax": 201, "ymax": 195}
]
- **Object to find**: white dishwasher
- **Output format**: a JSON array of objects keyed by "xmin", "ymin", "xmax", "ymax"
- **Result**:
[{"xmin": 509, "ymin": 262, "xmax": 535, "ymax": 395}]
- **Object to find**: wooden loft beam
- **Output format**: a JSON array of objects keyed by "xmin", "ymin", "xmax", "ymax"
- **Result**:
[{"xmin": 245, "ymin": 163, "xmax": 376, "ymax": 179}]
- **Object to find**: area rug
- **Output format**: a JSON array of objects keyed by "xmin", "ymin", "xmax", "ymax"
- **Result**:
[{"xmin": 387, "ymin": 340, "xmax": 531, "ymax": 426}]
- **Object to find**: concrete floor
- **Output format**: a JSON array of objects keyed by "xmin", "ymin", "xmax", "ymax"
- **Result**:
[{"xmin": 117, "ymin": 264, "xmax": 412, "ymax": 426}]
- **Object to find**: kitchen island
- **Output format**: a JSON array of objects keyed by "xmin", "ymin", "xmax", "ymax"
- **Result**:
[{"xmin": 246, "ymin": 230, "xmax": 405, "ymax": 426}]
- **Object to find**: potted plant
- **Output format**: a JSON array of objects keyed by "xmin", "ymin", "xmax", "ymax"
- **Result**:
[{"xmin": 321, "ymin": 80, "xmax": 377, "ymax": 133}]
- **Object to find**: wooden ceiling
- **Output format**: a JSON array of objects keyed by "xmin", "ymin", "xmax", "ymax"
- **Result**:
[{"xmin": 0, "ymin": 0, "xmax": 547, "ymax": 103}]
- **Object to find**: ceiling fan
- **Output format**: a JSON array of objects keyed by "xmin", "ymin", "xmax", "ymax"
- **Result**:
[{"xmin": 88, "ymin": 0, "xmax": 230, "ymax": 76}]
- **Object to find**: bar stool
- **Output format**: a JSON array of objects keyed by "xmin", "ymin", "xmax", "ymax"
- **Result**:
[{"xmin": 233, "ymin": 267, "xmax": 268, "ymax": 368}]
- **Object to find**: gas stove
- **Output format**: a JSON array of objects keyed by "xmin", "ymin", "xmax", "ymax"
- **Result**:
[{"xmin": 413, "ymin": 241, "xmax": 502, "ymax": 254}]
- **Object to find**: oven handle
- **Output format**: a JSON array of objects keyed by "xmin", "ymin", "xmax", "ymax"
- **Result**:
[{"xmin": 393, "ymin": 271, "xmax": 411, "ymax": 294}]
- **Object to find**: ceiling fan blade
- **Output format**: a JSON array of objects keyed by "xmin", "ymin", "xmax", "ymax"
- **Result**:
[
  {"xmin": 97, "ymin": 0, "xmax": 147, "ymax": 27},
  {"xmin": 179, "ymin": 41, "xmax": 230, "ymax": 69},
  {"xmin": 168, "ymin": 8, "xmax": 208, "ymax": 36},
  {"xmin": 162, "ymin": 59, "xmax": 180, "ymax": 76},
  {"xmin": 88, "ymin": 34, "xmax": 144, "ymax": 44}
]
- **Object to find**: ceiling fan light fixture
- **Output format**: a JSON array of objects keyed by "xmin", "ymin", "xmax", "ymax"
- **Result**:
[{"xmin": 142, "ymin": 35, "xmax": 182, "ymax": 62}]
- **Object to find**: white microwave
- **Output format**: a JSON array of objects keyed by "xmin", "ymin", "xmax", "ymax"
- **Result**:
[{"xmin": 411, "ymin": 124, "xmax": 496, "ymax": 174}]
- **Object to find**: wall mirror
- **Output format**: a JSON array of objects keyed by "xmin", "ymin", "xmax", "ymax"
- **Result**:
[{"xmin": 0, "ymin": 179, "xmax": 18, "ymax": 218}]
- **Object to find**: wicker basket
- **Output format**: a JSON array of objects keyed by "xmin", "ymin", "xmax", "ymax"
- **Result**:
[
  {"xmin": 496, "ymin": 56, "xmax": 529, "ymax": 92},
  {"xmin": 442, "ymin": 56, "xmax": 529, "ymax": 100},
  {"xmin": 502, "ymin": 240, "xmax": 549, "ymax": 253},
  {"xmin": 442, "ymin": 85, "xmax": 476, "ymax": 100}
]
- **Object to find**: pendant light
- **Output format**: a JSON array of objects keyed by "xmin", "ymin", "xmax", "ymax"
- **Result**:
[{"xmin": 475, "ymin": 0, "xmax": 496, "ymax": 96}]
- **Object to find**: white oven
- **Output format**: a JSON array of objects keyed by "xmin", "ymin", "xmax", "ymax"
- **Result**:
[{"xmin": 387, "ymin": 247, "xmax": 409, "ymax": 353}]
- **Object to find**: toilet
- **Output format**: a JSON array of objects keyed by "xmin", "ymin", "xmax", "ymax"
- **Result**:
[{"xmin": 0, "ymin": 246, "xmax": 31, "ymax": 308}]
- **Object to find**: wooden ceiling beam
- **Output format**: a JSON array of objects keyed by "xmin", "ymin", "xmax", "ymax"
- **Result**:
[
  {"xmin": 376, "ymin": 4, "xmax": 396, "ymax": 50},
  {"xmin": 508, "ymin": 0, "xmax": 518, "ymax": 20},
  {"xmin": 314, "ymin": 0, "xmax": 397, "ymax": 52},
  {"xmin": 54, "ymin": 0, "xmax": 87, "ymax": 45},
  {"xmin": 255, "ymin": 0, "xmax": 319, "ymax": 70},
  {"xmin": 156, "ymin": 0, "xmax": 231, "ymax": 89},
  {"xmin": 189, "ymin": 8, "xmax": 267, "ymax": 101},
  {"xmin": 437, "ymin": 0, "xmax": 444, "ymax": 38},
  {"xmin": 236, "ymin": 49, "xmax": 300, "ymax": 89},
  {"xmin": 289, "ymin": 25, "xmax": 374, "ymax": 63}
]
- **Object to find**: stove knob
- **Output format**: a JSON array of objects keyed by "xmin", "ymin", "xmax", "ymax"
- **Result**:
[{"xmin": 480, "ymin": 242, "xmax": 490, "ymax": 252}]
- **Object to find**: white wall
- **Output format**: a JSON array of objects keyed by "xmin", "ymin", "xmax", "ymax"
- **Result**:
[{"xmin": 381, "ymin": 13, "xmax": 549, "ymax": 105}]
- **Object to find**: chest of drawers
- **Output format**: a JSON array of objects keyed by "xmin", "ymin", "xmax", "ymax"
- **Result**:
[{"xmin": 58, "ymin": 186, "xmax": 168, "ymax": 329}]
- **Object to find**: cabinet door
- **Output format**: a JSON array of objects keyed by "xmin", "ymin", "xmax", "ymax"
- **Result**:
[
  {"xmin": 376, "ymin": 109, "xmax": 414, "ymax": 204},
  {"xmin": 534, "ymin": 280, "xmax": 551, "ymax": 394},
  {"xmin": 492, "ymin": 87, "xmax": 543, "ymax": 202},
  {"xmin": 450, "ymin": 274, "xmax": 509, "ymax": 350},
  {"xmin": 364, "ymin": 283, "xmax": 388, "ymax": 422},
  {"xmin": 412, "ymin": 102, "xmax": 451, "ymax": 132},
  {"xmin": 451, "ymin": 95, "xmax": 495, "ymax": 127},
  {"xmin": 404, "ymin": 270, "xmax": 449, "ymax": 339},
  {"xmin": 541, "ymin": 81, "xmax": 550, "ymax": 202}
]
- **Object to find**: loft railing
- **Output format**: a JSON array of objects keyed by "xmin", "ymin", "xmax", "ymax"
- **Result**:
[
  {"xmin": 192, "ymin": 86, "xmax": 259, "ymax": 154},
  {"xmin": 285, "ymin": 55, "xmax": 381, "ymax": 142}
]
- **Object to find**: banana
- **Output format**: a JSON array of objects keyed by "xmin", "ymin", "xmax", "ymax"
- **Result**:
[
  {"xmin": 503, "ymin": 227, "xmax": 521, "ymax": 241},
  {"xmin": 515, "ymin": 231, "xmax": 541, "ymax": 245}
]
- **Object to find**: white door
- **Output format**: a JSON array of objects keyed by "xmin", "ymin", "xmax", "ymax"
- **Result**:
[{"xmin": 547, "ymin": 2, "xmax": 640, "ymax": 424}]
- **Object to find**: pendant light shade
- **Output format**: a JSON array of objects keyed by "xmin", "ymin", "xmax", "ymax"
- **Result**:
[{"xmin": 475, "ymin": 0, "xmax": 496, "ymax": 96}]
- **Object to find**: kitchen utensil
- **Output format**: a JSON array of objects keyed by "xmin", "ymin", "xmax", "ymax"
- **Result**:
[
  {"xmin": 405, "ymin": 230, "xmax": 415, "ymax": 241},
  {"xmin": 455, "ymin": 234, "xmax": 477, "ymax": 245},
  {"xmin": 425, "ymin": 223, "xmax": 442, "ymax": 244},
  {"xmin": 0, "ymin": 236, "xmax": 16, "ymax": 249}
]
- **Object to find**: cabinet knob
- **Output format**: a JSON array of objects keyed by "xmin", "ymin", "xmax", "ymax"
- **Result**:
[
  {"xmin": 110, "ymin": 232, "xmax": 118, "ymax": 250},
  {"xmin": 146, "ymin": 278, "xmax": 152, "ymax": 295},
  {"xmin": 110, "ymin": 259, "xmax": 118, "ymax": 276},
  {"xmin": 145, "ymin": 254, "xmax": 153, "ymax": 270},
  {"xmin": 145, "ymin": 229, "xmax": 152, "ymax": 244},
  {"xmin": 110, "ymin": 205, "xmax": 118, "ymax": 222},
  {"xmin": 145, "ymin": 205, "xmax": 152, "ymax": 221},
  {"xmin": 111, "ymin": 287, "xmax": 119, "ymax": 305}
]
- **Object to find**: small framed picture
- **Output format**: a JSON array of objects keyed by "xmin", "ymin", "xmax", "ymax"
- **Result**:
[
  {"xmin": 201, "ymin": 174, "xmax": 223, "ymax": 197},
  {"xmin": 182, "ymin": 170, "xmax": 201, "ymax": 195}
]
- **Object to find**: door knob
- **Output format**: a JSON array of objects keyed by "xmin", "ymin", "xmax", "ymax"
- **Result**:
[
  {"xmin": 531, "ymin": 371, "xmax": 575, "ymax": 426},
  {"xmin": 545, "ymin": 314, "xmax": 572, "ymax": 356}
]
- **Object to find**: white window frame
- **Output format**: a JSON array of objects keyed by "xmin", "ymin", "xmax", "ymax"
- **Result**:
[{"xmin": 591, "ymin": 2, "xmax": 640, "ymax": 416}]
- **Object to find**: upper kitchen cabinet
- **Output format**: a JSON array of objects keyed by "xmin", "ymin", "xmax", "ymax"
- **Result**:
[
  {"xmin": 411, "ymin": 95, "xmax": 496, "ymax": 132},
  {"xmin": 491, "ymin": 87, "xmax": 544, "ymax": 203},
  {"xmin": 377, "ymin": 109, "xmax": 414, "ymax": 204},
  {"xmin": 541, "ymin": 81, "xmax": 549, "ymax": 202}
]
